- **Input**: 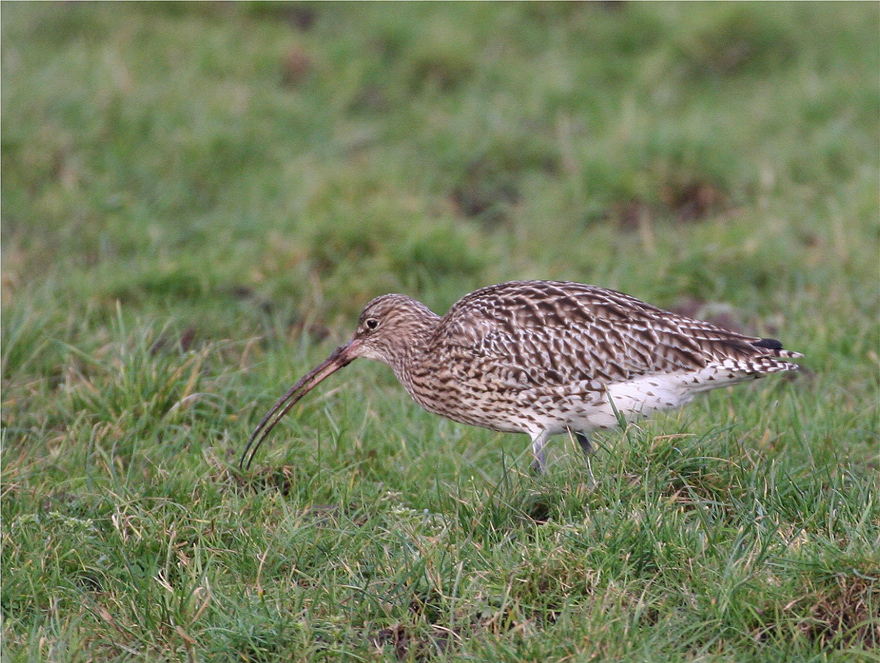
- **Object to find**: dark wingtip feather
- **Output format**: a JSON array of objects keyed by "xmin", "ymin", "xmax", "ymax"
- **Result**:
[
  {"xmin": 751, "ymin": 337, "xmax": 783, "ymax": 350},
  {"xmin": 749, "ymin": 336, "xmax": 803, "ymax": 362}
]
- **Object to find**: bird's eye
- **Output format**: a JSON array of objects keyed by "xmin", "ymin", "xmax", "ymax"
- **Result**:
[{"xmin": 365, "ymin": 318, "xmax": 379, "ymax": 330}]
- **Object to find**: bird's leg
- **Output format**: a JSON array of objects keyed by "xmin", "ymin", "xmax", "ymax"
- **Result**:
[
  {"xmin": 530, "ymin": 431, "xmax": 550, "ymax": 474},
  {"xmin": 575, "ymin": 432, "xmax": 593, "ymax": 458},
  {"xmin": 574, "ymin": 431, "xmax": 595, "ymax": 485}
]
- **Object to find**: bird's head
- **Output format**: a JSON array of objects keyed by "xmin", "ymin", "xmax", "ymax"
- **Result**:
[
  {"xmin": 350, "ymin": 294, "xmax": 439, "ymax": 365},
  {"xmin": 240, "ymin": 293, "xmax": 439, "ymax": 470}
]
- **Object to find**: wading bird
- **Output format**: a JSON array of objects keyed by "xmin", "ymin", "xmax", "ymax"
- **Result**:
[{"xmin": 241, "ymin": 280, "xmax": 801, "ymax": 472}]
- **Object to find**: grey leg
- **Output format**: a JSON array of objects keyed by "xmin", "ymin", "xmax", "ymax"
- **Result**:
[
  {"xmin": 575, "ymin": 432, "xmax": 593, "ymax": 458},
  {"xmin": 530, "ymin": 431, "xmax": 549, "ymax": 474},
  {"xmin": 575, "ymin": 431, "xmax": 595, "ymax": 485}
]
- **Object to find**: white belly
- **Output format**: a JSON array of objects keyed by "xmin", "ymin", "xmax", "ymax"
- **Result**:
[{"xmin": 531, "ymin": 364, "xmax": 755, "ymax": 435}]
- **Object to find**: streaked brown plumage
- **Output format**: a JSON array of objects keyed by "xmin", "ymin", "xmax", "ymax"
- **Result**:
[{"xmin": 241, "ymin": 280, "xmax": 802, "ymax": 472}]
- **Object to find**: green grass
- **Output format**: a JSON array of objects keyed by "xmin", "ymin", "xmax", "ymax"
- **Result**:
[{"xmin": 2, "ymin": 3, "xmax": 879, "ymax": 661}]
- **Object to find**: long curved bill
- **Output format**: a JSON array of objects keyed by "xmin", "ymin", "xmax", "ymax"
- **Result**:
[{"xmin": 240, "ymin": 340, "xmax": 359, "ymax": 471}]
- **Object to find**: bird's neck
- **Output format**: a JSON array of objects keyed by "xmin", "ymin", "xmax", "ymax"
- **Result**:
[{"xmin": 385, "ymin": 308, "xmax": 440, "ymax": 384}]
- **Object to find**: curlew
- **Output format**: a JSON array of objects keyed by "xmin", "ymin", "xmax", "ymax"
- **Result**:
[{"xmin": 240, "ymin": 280, "xmax": 802, "ymax": 473}]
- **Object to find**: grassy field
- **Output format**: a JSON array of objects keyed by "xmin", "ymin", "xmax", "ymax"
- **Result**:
[{"xmin": 2, "ymin": 3, "xmax": 879, "ymax": 661}]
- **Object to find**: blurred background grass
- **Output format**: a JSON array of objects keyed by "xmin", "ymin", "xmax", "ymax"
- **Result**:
[
  {"xmin": 2, "ymin": 3, "xmax": 878, "ymax": 661},
  {"xmin": 4, "ymin": 3, "xmax": 876, "ymax": 321}
]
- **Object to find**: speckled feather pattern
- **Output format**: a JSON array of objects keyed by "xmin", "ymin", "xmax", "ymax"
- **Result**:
[
  {"xmin": 359, "ymin": 281, "xmax": 801, "ymax": 438},
  {"xmin": 244, "ymin": 280, "xmax": 802, "ymax": 472}
]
